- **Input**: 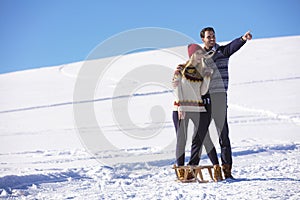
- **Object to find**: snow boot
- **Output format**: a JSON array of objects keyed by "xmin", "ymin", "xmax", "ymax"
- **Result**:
[
  {"xmin": 222, "ymin": 164, "xmax": 234, "ymax": 179},
  {"xmin": 186, "ymin": 169, "xmax": 195, "ymax": 180},
  {"xmin": 173, "ymin": 165, "xmax": 197, "ymax": 182},
  {"xmin": 175, "ymin": 168, "xmax": 185, "ymax": 180},
  {"xmin": 213, "ymin": 165, "xmax": 223, "ymax": 182}
]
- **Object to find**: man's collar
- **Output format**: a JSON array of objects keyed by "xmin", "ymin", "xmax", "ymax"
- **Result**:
[
  {"xmin": 204, "ymin": 44, "xmax": 219, "ymax": 52},
  {"xmin": 204, "ymin": 45, "xmax": 215, "ymax": 52}
]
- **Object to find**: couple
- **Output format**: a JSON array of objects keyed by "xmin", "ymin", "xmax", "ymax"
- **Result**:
[{"xmin": 173, "ymin": 27, "xmax": 252, "ymax": 181}]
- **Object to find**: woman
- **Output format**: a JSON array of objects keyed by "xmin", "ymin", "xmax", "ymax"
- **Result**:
[{"xmin": 173, "ymin": 43, "xmax": 222, "ymax": 181}]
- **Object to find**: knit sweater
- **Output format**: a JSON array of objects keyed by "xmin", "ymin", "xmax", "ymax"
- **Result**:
[
  {"xmin": 173, "ymin": 60, "xmax": 212, "ymax": 112},
  {"xmin": 204, "ymin": 37, "xmax": 246, "ymax": 93}
]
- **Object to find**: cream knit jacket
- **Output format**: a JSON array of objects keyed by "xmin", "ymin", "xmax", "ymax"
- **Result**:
[{"xmin": 173, "ymin": 59, "xmax": 212, "ymax": 112}]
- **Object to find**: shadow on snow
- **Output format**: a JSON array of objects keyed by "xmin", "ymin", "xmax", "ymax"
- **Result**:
[{"xmin": 0, "ymin": 170, "xmax": 88, "ymax": 193}]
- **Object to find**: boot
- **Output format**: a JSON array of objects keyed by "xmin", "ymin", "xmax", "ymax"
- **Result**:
[
  {"xmin": 222, "ymin": 164, "xmax": 234, "ymax": 179},
  {"xmin": 176, "ymin": 168, "xmax": 185, "ymax": 180},
  {"xmin": 213, "ymin": 165, "xmax": 223, "ymax": 182},
  {"xmin": 186, "ymin": 168, "xmax": 195, "ymax": 180}
]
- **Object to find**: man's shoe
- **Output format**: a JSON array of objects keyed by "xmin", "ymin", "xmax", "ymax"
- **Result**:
[{"xmin": 222, "ymin": 164, "xmax": 234, "ymax": 179}]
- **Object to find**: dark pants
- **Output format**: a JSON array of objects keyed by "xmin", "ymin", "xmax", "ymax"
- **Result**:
[
  {"xmin": 172, "ymin": 111, "xmax": 219, "ymax": 166},
  {"xmin": 204, "ymin": 92, "xmax": 232, "ymax": 165}
]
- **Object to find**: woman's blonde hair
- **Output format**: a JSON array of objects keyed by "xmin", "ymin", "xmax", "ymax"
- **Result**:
[
  {"xmin": 186, "ymin": 54, "xmax": 205, "ymax": 67},
  {"xmin": 184, "ymin": 49, "xmax": 215, "ymax": 76},
  {"xmin": 182, "ymin": 54, "xmax": 205, "ymax": 77}
]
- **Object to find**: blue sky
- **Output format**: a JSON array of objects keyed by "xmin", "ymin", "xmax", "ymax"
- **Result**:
[{"xmin": 0, "ymin": 0, "xmax": 299, "ymax": 74}]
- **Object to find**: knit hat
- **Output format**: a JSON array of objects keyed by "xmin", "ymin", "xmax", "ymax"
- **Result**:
[{"xmin": 188, "ymin": 43, "xmax": 202, "ymax": 58}]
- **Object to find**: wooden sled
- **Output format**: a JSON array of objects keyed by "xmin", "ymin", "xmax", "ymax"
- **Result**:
[{"xmin": 173, "ymin": 165, "xmax": 214, "ymax": 183}]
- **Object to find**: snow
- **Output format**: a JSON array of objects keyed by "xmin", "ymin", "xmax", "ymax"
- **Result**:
[{"xmin": 0, "ymin": 36, "xmax": 300, "ymax": 199}]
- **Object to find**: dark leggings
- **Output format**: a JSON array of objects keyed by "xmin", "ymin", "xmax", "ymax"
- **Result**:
[{"xmin": 173, "ymin": 111, "xmax": 219, "ymax": 166}]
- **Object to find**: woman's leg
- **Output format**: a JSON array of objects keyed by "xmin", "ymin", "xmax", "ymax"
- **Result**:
[
  {"xmin": 188, "ymin": 111, "xmax": 219, "ymax": 166},
  {"xmin": 172, "ymin": 111, "xmax": 179, "ymax": 133},
  {"xmin": 204, "ymin": 134, "xmax": 219, "ymax": 165},
  {"xmin": 175, "ymin": 112, "xmax": 189, "ymax": 166},
  {"xmin": 188, "ymin": 112, "xmax": 205, "ymax": 165}
]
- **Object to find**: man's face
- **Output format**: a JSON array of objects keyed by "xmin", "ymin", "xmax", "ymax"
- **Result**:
[{"xmin": 202, "ymin": 31, "xmax": 216, "ymax": 50}]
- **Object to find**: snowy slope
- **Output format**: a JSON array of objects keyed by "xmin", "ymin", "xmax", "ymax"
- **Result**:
[{"xmin": 0, "ymin": 36, "xmax": 300, "ymax": 199}]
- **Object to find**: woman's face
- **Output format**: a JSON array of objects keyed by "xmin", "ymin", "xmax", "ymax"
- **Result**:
[{"xmin": 193, "ymin": 49, "xmax": 205, "ymax": 63}]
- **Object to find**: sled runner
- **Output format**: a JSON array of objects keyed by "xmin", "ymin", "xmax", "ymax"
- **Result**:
[{"xmin": 173, "ymin": 165, "xmax": 214, "ymax": 183}]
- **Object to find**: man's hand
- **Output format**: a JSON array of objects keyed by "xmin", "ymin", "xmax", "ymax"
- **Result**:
[
  {"xmin": 242, "ymin": 31, "xmax": 252, "ymax": 41},
  {"xmin": 202, "ymin": 67, "xmax": 213, "ymax": 77}
]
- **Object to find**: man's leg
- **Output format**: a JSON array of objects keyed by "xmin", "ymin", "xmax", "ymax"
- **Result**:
[
  {"xmin": 211, "ymin": 93, "xmax": 233, "ymax": 178},
  {"xmin": 218, "ymin": 117, "xmax": 232, "ymax": 165},
  {"xmin": 201, "ymin": 93, "xmax": 219, "ymax": 165}
]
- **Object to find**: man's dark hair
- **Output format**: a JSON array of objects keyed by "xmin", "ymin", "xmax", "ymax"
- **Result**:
[{"xmin": 200, "ymin": 27, "xmax": 215, "ymax": 38}]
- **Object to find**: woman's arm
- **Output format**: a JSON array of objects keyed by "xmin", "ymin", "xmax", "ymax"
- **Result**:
[{"xmin": 173, "ymin": 67, "xmax": 185, "ymax": 119}]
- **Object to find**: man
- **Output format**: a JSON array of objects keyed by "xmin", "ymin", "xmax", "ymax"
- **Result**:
[{"xmin": 200, "ymin": 27, "xmax": 252, "ymax": 179}]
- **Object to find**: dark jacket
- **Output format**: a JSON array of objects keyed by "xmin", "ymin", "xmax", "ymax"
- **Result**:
[{"xmin": 204, "ymin": 37, "xmax": 246, "ymax": 93}]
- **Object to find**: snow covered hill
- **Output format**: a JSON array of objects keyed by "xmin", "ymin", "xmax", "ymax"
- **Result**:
[{"xmin": 0, "ymin": 36, "xmax": 299, "ymax": 199}]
